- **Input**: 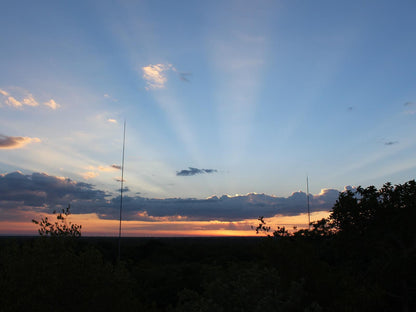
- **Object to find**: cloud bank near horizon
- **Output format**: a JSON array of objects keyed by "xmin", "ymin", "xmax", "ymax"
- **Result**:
[{"xmin": 0, "ymin": 171, "xmax": 341, "ymax": 223}]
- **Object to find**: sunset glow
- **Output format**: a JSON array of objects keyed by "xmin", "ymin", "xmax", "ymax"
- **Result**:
[{"xmin": 1, "ymin": 0, "xmax": 415, "ymax": 236}]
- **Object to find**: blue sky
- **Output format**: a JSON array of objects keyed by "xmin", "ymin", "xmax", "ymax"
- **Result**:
[{"xmin": 1, "ymin": 0, "xmax": 415, "ymax": 235}]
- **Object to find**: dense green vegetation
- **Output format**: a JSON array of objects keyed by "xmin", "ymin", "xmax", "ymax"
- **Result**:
[{"xmin": 1, "ymin": 180, "xmax": 415, "ymax": 311}]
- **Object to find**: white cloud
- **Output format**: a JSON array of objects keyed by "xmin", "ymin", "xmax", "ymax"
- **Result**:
[
  {"xmin": 6, "ymin": 96, "xmax": 22, "ymax": 107},
  {"xmin": 22, "ymin": 94, "xmax": 38, "ymax": 106},
  {"xmin": 0, "ymin": 88, "xmax": 41, "ymax": 108},
  {"xmin": 103, "ymin": 94, "xmax": 118, "ymax": 102},
  {"xmin": 81, "ymin": 171, "xmax": 99, "ymax": 180},
  {"xmin": 96, "ymin": 165, "xmax": 119, "ymax": 172},
  {"xmin": 107, "ymin": 118, "xmax": 117, "ymax": 123},
  {"xmin": 44, "ymin": 99, "xmax": 60, "ymax": 110},
  {"xmin": 0, "ymin": 89, "xmax": 9, "ymax": 96},
  {"xmin": 142, "ymin": 63, "xmax": 175, "ymax": 90},
  {"xmin": 81, "ymin": 164, "xmax": 120, "ymax": 180}
]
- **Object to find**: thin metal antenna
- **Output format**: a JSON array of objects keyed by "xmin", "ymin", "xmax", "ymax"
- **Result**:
[
  {"xmin": 307, "ymin": 175, "xmax": 311, "ymax": 230},
  {"xmin": 118, "ymin": 120, "xmax": 126, "ymax": 261}
]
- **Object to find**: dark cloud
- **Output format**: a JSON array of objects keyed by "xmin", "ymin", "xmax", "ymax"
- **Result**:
[
  {"xmin": 384, "ymin": 141, "xmax": 398, "ymax": 146},
  {"xmin": 0, "ymin": 135, "xmax": 20, "ymax": 148},
  {"xmin": 97, "ymin": 189, "xmax": 339, "ymax": 222},
  {"xmin": 111, "ymin": 164, "xmax": 121, "ymax": 170},
  {"xmin": 203, "ymin": 169, "xmax": 217, "ymax": 174},
  {"xmin": 0, "ymin": 134, "xmax": 40, "ymax": 149},
  {"xmin": 0, "ymin": 171, "xmax": 340, "ymax": 222},
  {"xmin": 179, "ymin": 72, "xmax": 192, "ymax": 82},
  {"xmin": 403, "ymin": 102, "xmax": 416, "ymax": 115},
  {"xmin": 115, "ymin": 187, "xmax": 130, "ymax": 193},
  {"xmin": 176, "ymin": 167, "xmax": 218, "ymax": 176},
  {"xmin": 0, "ymin": 171, "xmax": 108, "ymax": 220},
  {"xmin": 347, "ymin": 106, "xmax": 353, "ymax": 111}
]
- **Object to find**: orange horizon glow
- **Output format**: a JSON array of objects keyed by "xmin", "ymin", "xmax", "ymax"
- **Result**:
[{"xmin": 0, "ymin": 211, "xmax": 330, "ymax": 237}]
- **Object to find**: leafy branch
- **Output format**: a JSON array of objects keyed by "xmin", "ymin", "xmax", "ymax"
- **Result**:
[{"xmin": 32, "ymin": 204, "xmax": 82, "ymax": 237}]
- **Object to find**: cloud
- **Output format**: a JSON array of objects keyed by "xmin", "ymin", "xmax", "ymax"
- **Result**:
[
  {"xmin": 0, "ymin": 89, "xmax": 22, "ymax": 108},
  {"xmin": 104, "ymin": 94, "xmax": 118, "ymax": 102},
  {"xmin": 97, "ymin": 165, "xmax": 119, "ymax": 172},
  {"xmin": 142, "ymin": 63, "xmax": 175, "ymax": 90},
  {"xmin": 81, "ymin": 164, "xmax": 120, "ymax": 179},
  {"xmin": 105, "ymin": 190, "xmax": 339, "ymax": 222},
  {"xmin": 44, "ymin": 99, "xmax": 60, "ymax": 110},
  {"xmin": 107, "ymin": 118, "xmax": 117, "ymax": 124},
  {"xmin": 0, "ymin": 171, "xmax": 108, "ymax": 220},
  {"xmin": 404, "ymin": 102, "xmax": 416, "ymax": 114},
  {"xmin": 179, "ymin": 72, "xmax": 192, "ymax": 82},
  {"xmin": 0, "ymin": 88, "xmax": 39, "ymax": 108},
  {"xmin": 6, "ymin": 96, "xmax": 22, "ymax": 107},
  {"xmin": 111, "ymin": 164, "xmax": 121, "ymax": 170},
  {"xmin": 0, "ymin": 88, "xmax": 41, "ymax": 108},
  {"xmin": 116, "ymin": 186, "xmax": 130, "ymax": 193},
  {"xmin": 0, "ymin": 171, "xmax": 340, "ymax": 222},
  {"xmin": 81, "ymin": 171, "xmax": 99, "ymax": 180},
  {"xmin": 384, "ymin": 141, "xmax": 398, "ymax": 146},
  {"xmin": 176, "ymin": 167, "xmax": 218, "ymax": 176},
  {"xmin": 0, "ymin": 135, "xmax": 41, "ymax": 149},
  {"xmin": 23, "ymin": 94, "xmax": 38, "ymax": 106}
]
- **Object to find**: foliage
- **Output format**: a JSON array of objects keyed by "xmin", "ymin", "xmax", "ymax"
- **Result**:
[
  {"xmin": 255, "ymin": 179, "xmax": 416, "ymax": 239},
  {"xmin": 252, "ymin": 216, "xmax": 290, "ymax": 237},
  {"xmin": 253, "ymin": 180, "xmax": 416, "ymax": 311},
  {"xmin": 252, "ymin": 216, "xmax": 271, "ymax": 234},
  {"xmin": 0, "ymin": 180, "xmax": 414, "ymax": 311},
  {"xmin": 32, "ymin": 204, "xmax": 82, "ymax": 237},
  {"xmin": 0, "ymin": 238, "xmax": 140, "ymax": 311},
  {"xmin": 328, "ymin": 180, "xmax": 416, "ymax": 311},
  {"xmin": 329, "ymin": 180, "xmax": 416, "ymax": 239}
]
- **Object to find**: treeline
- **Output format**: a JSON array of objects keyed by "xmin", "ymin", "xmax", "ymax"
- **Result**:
[{"xmin": 0, "ymin": 180, "xmax": 415, "ymax": 311}]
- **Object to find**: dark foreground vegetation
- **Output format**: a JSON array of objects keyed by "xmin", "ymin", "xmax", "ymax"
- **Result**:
[{"xmin": 1, "ymin": 180, "xmax": 415, "ymax": 312}]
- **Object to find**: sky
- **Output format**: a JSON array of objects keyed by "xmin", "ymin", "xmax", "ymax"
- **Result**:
[{"xmin": 1, "ymin": 0, "xmax": 415, "ymax": 236}]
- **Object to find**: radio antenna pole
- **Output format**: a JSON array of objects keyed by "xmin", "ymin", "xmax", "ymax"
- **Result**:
[
  {"xmin": 118, "ymin": 120, "xmax": 126, "ymax": 261},
  {"xmin": 307, "ymin": 175, "xmax": 311, "ymax": 230}
]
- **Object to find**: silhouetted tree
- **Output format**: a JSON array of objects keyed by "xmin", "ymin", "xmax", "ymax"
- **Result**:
[
  {"xmin": 32, "ymin": 204, "xmax": 82, "ymax": 237},
  {"xmin": 252, "ymin": 216, "xmax": 271, "ymax": 235},
  {"xmin": 320, "ymin": 180, "xmax": 416, "ymax": 311}
]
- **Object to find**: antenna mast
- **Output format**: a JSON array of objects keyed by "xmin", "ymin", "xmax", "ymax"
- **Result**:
[
  {"xmin": 307, "ymin": 176, "xmax": 311, "ymax": 230},
  {"xmin": 118, "ymin": 120, "xmax": 126, "ymax": 261}
]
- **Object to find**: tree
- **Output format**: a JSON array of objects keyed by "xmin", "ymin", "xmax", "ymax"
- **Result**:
[
  {"xmin": 254, "ymin": 180, "xmax": 416, "ymax": 241},
  {"xmin": 32, "ymin": 204, "xmax": 82, "ymax": 237},
  {"xmin": 328, "ymin": 180, "xmax": 416, "ymax": 311},
  {"xmin": 252, "ymin": 216, "xmax": 271, "ymax": 235},
  {"xmin": 328, "ymin": 180, "xmax": 416, "ymax": 238}
]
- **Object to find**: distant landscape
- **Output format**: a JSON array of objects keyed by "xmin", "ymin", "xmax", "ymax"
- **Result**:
[
  {"xmin": 1, "ymin": 1, "xmax": 415, "ymax": 310},
  {"xmin": 1, "ymin": 180, "xmax": 414, "ymax": 311}
]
